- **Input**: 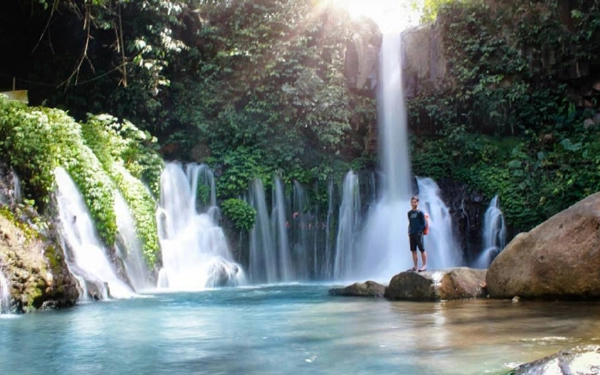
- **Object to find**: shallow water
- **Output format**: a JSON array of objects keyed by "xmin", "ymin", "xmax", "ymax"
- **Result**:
[{"xmin": 0, "ymin": 285, "xmax": 599, "ymax": 375}]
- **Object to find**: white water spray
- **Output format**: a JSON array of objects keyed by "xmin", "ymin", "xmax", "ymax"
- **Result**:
[
  {"xmin": 114, "ymin": 192, "xmax": 152, "ymax": 291},
  {"xmin": 248, "ymin": 179, "xmax": 278, "ymax": 283},
  {"xmin": 333, "ymin": 171, "xmax": 362, "ymax": 280},
  {"xmin": 54, "ymin": 168, "xmax": 135, "ymax": 299},
  {"xmin": 156, "ymin": 162, "xmax": 245, "ymax": 290},
  {"xmin": 474, "ymin": 196, "xmax": 506, "ymax": 268}
]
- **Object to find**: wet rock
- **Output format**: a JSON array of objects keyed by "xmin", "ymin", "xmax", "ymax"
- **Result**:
[
  {"xmin": 487, "ymin": 192, "xmax": 600, "ymax": 300},
  {"xmin": 385, "ymin": 267, "xmax": 487, "ymax": 301},
  {"xmin": 509, "ymin": 345, "xmax": 600, "ymax": 375},
  {"xmin": 328, "ymin": 281, "xmax": 385, "ymax": 297}
]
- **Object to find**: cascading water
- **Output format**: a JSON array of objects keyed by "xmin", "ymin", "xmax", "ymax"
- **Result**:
[
  {"xmin": 11, "ymin": 170, "xmax": 21, "ymax": 204},
  {"xmin": 474, "ymin": 196, "xmax": 506, "ymax": 268},
  {"xmin": 271, "ymin": 177, "xmax": 293, "ymax": 281},
  {"xmin": 114, "ymin": 192, "xmax": 152, "ymax": 292},
  {"xmin": 333, "ymin": 171, "xmax": 362, "ymax": 280},
  {"xmin": 354, "ymin": 32, "xmax": 461, "ymax": 281},
  {"xmin": 248, "ymin": 179, "xmax": 278, "ymax": 283},
  {"xmin": 156, "ymin": 162, "xmax": 245, "ymax": 290},
  {"xmin": 416, "ymin": 178, "xmax": 462, "ymax": 268},
  {"xmin": 0, "ymin": 270, "xmax": 11, "ymax": 314},
  {"xmin": 54, "ymin": 167, "xmax": 135, "ymax": 299},
  {"xmin": 322, "ymin": 178, "xmax": 336, "ymax": 279},
  {"xmin": 291, "ymin": 181, "xmax": 311, "ymax": 280}
]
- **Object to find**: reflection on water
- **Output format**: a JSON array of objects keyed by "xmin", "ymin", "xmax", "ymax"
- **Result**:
[{"xmin": 0, "ymin": 285, "xmax": 598, "ymax": 375}]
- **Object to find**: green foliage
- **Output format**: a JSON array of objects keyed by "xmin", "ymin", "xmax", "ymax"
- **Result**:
[
  {"xmin": 0, "ymin": 97, "xmax": 163, "ymax": 265},
  {"xmin": 408, "ymin": 0, "xmax": 600, "ymax": 231},
  {"xmin": 221, "ymin": 198, "xmax": 257, "ymax": 232}
]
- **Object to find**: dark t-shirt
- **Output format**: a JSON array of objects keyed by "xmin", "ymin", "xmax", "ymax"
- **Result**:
[{"xmin": 408, "ymin": 209, "xmax": 426, "ymax": 234}]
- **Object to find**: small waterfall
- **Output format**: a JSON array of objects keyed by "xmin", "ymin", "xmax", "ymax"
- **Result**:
[
  {"xmin": 11, "ymin": 170, "xmax": 21, "ymax": 203},
  {"xmin": 114, "ymin": 192, "xmax": 152, "ymax": 292},
  {"xmin": 54, "ymin": 168, "xmax": 135, "ymax": 299},
  {"xmin": 416, "ymin": 177, "xmax": 462, "ymax": 269},
  {"xmin": 291, "ymin": 181, "xmax": 311, "ymax": 280},
  {"xmin": 474, "ymin": 196, "xmax": 506, "ymax": 268},
  {"xmin": 271, "ymin": 177, "xmax": 293, "ymax": 281},
  {"xmin": 157, "ymin": 162, "xmax": 245, "ymax": 290},
  {"xmin": 0, "ymin": 270, "xmax": 11, "ymax": 314},
  {"xmin": 322, "ymin": 178, "xmax": 335, "ymax": 279},
  {"xmin": 248, "ymin": 179, "xmax": 278, "ymax": 283},
  {"xmin": 333, "ymin": 171, "xmax": 361, "ymax": 280}
]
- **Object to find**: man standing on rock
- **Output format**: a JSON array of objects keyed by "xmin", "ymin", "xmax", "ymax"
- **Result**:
[{"xmin": 408, "ymin": 196, "xmax": 427, "ymax": 272}]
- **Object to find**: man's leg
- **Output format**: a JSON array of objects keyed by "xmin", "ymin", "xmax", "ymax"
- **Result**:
[
  {"xmin": 420, "ymin": 251, "xmax": 427, "ymax": 270},
  {"xmin": 412, "ymin": 251, "xmax": 418, "ymax": 270}
]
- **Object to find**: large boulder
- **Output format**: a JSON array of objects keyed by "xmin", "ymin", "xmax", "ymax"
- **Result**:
[
  {"xmin": 509, "ymin": 345, "xmax": 600, "ymax": 375},
  {"xmin": 385, "ymin": 267, "xmax": 487, "ymax": 301},
  {"xmin": 329, "ymin": 281, "xmax": 385, "ymax": 297},
  {"xmin": 487, "ymin": 192, "xmax": 600, "ymax": 300}
]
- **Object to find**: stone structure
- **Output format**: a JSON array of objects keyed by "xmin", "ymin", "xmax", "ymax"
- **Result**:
[
  {"xmin": 384, "ymin": 267, "xmax": 487, "ymax": 301},
  {"xmin": 329, "ymin": 280, "xmax": 386, "ymax": 297},
  {"xmin": 487, "ymin": 192, "xmax": 600, "ymax": 300}
]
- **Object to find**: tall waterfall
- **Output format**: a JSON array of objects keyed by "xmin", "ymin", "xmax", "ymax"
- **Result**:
[
  {"xmin": 322, "ymin": 178, "xmax": 336, "ymax": 279},
  {"xmin": 354, "ymin": 32, "xmax": 461, "ymax": 281},
  {"xmin": 156, "ymin": 162, "xmax": 245, "ymax": 290},
  {"xmin": 474, "ymin": 196, "xmax": 506, "ymax": 268},
  {"xmin": 11, "ymin": 170, "xmax": 21, "ymax": 203},
  {"xmin": 114, "ymin": 192, "xmax": 152, "ymax": 292},
  {"xmin": 0, "ymin": 270, "xmax": 10, "ymax": 314},
  {"xmin": 333, "ymin": 171, "xmax": 361, "ymax": 280},
  {"xmin": 54, "ymin": 168, "xmax": 135, "ymax": 299}
]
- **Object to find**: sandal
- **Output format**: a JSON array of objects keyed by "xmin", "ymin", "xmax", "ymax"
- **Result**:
[
  {"xmin": 408, "ymin": 267, "xmax": 417, "ymax": 272},
  {"xmin": 418, "ymin": 267, "xmax": 427, "ymax": 272}
]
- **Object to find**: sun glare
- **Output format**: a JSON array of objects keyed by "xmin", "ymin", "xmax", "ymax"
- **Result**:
[{"xmin": 331, "ymin": 0, "xmax": 422, "ymax": 32}]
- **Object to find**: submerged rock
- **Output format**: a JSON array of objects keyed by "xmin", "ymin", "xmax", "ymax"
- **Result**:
[
  {"xmin": 328, "ymin": 281, "xmax": 385, "ymax": 297},
  {"xmin": 487, "ymin": 192, "xmax": 600, "ymax": 300},
  {"xmin": 509, "ymin": 345, "xmax": 600, "ymax": 375},
  {"xmin": 384, "ymin": 267, "xmax": 487, "ymax": 301}
]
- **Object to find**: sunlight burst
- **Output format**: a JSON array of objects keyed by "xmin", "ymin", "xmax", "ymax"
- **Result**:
[{"xmin": 331, "ymin": 0, "xmax": 422, "ymax": 32}]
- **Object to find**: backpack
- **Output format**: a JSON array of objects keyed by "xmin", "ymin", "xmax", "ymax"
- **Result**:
[{"xmin": 423, "ymin": 213, "xmax": 430, "ymax": 235}]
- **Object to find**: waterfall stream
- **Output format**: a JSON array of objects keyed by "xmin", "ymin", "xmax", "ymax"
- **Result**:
[
  {"xmin": 156, "ymin": 162, "xmax": 245, "ymax": 290},
  {"xmin": 474, "ymin": 195, "xmax": 506, "ymax": 268},
  {"xmin": 54, "ymin": 167, "xmax": 135, "ymax": 299}
]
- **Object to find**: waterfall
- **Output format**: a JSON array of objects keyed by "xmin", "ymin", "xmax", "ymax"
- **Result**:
[
  {"xmin": 248, "ymin": 179, "xmax": 278, "ymax": 283},
  {"xmin": 416, "ymin": 178, "xmax": 462, "ymax": 269},
  {"xmin": 271, "ymin": 177, "xmax": 293, "ymax": 281},
  {"xmin": 114, "ymin": 192, "xmax": 152, "ymax": 292},
  {"xmin": 291, "ymin": 181, "xmax": 311, "ymax": 280},
  {"xmin": 156, "ymin": 162, "xmax": 245, "ymax": 290},
  {"xmin": 11, "ymin": 170, "xmax": 21, "ymax": 203},
  {"xmin": 354, "ymin": 32, "xmax": 461, "ymax": 281},
  {"xmin": 0, "ymin": 270, "xmax": 10, "ymax": 314},
  {"xmin": 54, "ymin": 168, "xmax": 135, "ymax": 299},
  {"xmin": 474, "ymin": 196, "xmax": 506, "ymax": 268},
  {"xmin": 322, "ymin": 178, "xmax": 335, "ymax": 279},
  {"xmin": 333, "ymin": 171, "xmax": 361, "ymax": 280}
]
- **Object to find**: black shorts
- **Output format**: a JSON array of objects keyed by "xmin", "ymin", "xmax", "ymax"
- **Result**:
[{"xmin": 409, "ymin": 233, "xmax": 425, "ymax": 252}]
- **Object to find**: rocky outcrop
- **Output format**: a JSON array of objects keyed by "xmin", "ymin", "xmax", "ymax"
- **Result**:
[
  {"xmin": 329, "ymin": 280, "xmax": 385, "ymax": 297},
  {"xmin": 510, "ymin": 345, "xmax": 600, "ymax": 375},
  {"xmin": 401, "ymin": 22, "xmax": 448, "ymax": 98},
  {"xmin": 344, "ymin": 18, "xmax": 381, "ymax": 95},
  {"xmin": 385, "ymin": 267, "xmax": 487, "ymax": 301},
  {"xmin": 487, "ymin": 192, "xmax": 600, "ymax": 300},
  {"xmin": 0, "ymin": 214, "xmax": 78, "ymax": 313}
]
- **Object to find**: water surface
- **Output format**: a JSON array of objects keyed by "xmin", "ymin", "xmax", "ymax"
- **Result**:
[{"xmin": 0, "ymin": 285, "xmax": 598, "ymax": 375}]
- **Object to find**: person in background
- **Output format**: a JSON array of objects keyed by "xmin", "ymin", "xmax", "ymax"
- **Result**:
[{"xmin": 408, "ymin": 196, "xmax": 427, "ymax": 272}]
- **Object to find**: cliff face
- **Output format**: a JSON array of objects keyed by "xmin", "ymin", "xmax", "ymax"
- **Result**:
[{"xmin": 0, "ymin": 165, "xmax": 78, "ymax": 313}]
